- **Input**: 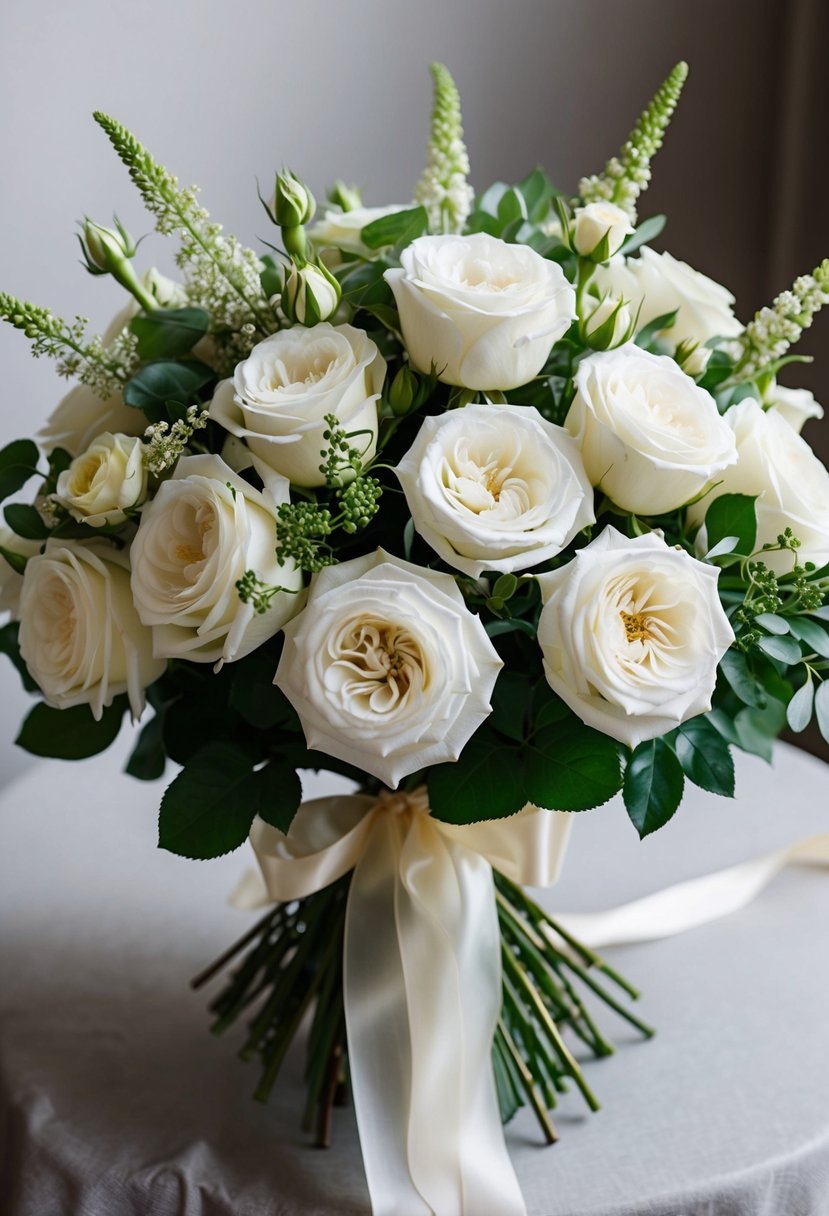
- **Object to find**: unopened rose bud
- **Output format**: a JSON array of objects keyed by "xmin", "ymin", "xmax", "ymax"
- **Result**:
[
  {"xmin": 80, "ymin": 217, "xmax": 137, "ymax": 276},
  {"xmin": 280, "ymin": 260, "xmax": 341, "ymax": 325},
  {"xmin": 327, "ymin": 181, "xmax": 363, "ymax": 213},
  {"xmin": 273, "ymin": 169, "xmax": 316, "ymax": 229},
  {"xmin": 675, "ymin": 338, "xmax": 710, "ymax": 377},
  {"xmin": 572, "ymin": 202, "xmax": 633, "ymax": 262},
  {"xmin": 581, "ymin": 294, "xmax": 634, "ymax": 349},
  {"xmin": 388, "ymin": 365, "xmax": 419, "ymax": 415}
]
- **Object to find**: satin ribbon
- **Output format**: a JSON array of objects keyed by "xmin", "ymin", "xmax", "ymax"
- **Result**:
[{"xmin": 234, "ymin": 790, "xmax": 572, "ymax": 1216}]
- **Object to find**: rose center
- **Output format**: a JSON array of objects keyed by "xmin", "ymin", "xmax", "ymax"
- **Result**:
[
  {"xmin": 442, "ymin": 442, "xmax": 532, "ymax": 518},
  {"xmin": 72, "ymin": 454, "xmax": 104, "ymax": 496},
  {"xmin": 620, "ymin": 609, "xmax": 654, "ymax": 643},
  {"xmin": 332, "ymin": 616, "xmax": 427, "ymax": 712}
]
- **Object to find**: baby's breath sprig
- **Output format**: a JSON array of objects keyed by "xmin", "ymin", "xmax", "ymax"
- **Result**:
[
  {"xmin": 579, "ymin": 61, "xmax": 688, "ymax": 222},
  {"xmin": 414, "ymin": 62, "xmax": 474, "ymax": 234},
  {"xmin": 735, "ymin": 260, "xmax": 829, "ymax": 382},
  {"xmin": 235, "ymin": 570, "xmax": 303, "ymax": 615},
  {"xmin": 0, "ymin": 293, "xmax": 128, "ymax": 396},
  {"xmin": 92, "ymin": 112, "xmax": 274, "ymax": 338},
  {"xmin": 143, "ymin": 406, "xmax": 209, "ymax": 476}
]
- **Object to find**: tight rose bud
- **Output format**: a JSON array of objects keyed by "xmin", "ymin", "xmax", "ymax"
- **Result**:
[
  {"xmin": 327, "ymin": 181, "xmax": 363, "ymax": 212},
  {"xmin": 280, "ymin": 260, "xmax": 341, "ymax": 325},
  {"xmin": 581, "ymin": 293, "xmax": 634, "ymax": 350},
  {"xmin": 79, "ymin": 216, "xmax": 157, "ymax": 312},
  {"xmin": 272, "ymin": 169, "xmax": 316, "ymax": 228},
  {"xmin": 572, "ymin": 202, "xmax": 633, "ymax": 261},
  {"xmin": 388, "ymin": 365, "xmax": 420, "ymax": 415}
]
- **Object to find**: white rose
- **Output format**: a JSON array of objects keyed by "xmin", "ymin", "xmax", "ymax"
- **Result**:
[
  {"xmin": 309, "ymin": 205, "xmax": 411, "ymax": 256},
  {"xmin": 17, "ymin": 540, "xmax": 164, "ymax": 719},
  {"xmin": 566, "ymin": 345, "xmax": 738, "ymax": 514},
  {"xmin": 395, "ymin": 402, "xmax": 594, "ymax": 577},
  {"xmin": 130, "ymin": 453, "xmax": 303, "ymax": 665},
  {"xmin": 593, "ymin": 248, "xmax": 743, "ymax": 359},
  {"xmin": 275, "ymin": 549, "xmax": 502, "ymax": 788},
  {"xmin": 53, "ymin": 432, "xmax": 148, "ymax": 527},
  {"xmin": 572, "ymin": 202, "xmax": 633, "ymax": 260},
  {"xmin": 39, "ymin": 382, "xmax": 146, "ymax": 457},
  {"xmin": 209, "ymin": 323, "xmax": 385, "ymax": 487},
  {"xmin": 688, "ymin": 398, "xmax": 829, "ymax": 574},
  {"xmin": 385, "ymin": 233, "xmax": 576, "ymax": 391},
  {"xmin": 0, "ymin": 527, "xmax": 42, "ymax": 616},
  {"xmin": 537, "ymin": 527, "xmax": 734, "ymax": 748},
  {"xmin": 765, "ymin": 383, "xmax": 824, "ymax": 434}
]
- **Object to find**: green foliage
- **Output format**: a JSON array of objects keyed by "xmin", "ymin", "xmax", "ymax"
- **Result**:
[
  {"xmin": 16, "ymin": 698, "xmax": 127, "ymax": 760},
  {"xmin": 130, "ymin": 307, "xmax": 211, "ymax": 360},
  {"xmin": 669, "ymin": 718, "xmax": 734, "ymax": 797},
  {"xmin": 703, "ymin": 494, "xmax": 757, "ymax": 558},
  {"xmin": 125, "ymin": 711, "xmax": 167, "ymax": 781},
  {"xmin": 0, "ymin": 439, "xmax": 40, "ymax": 503},
  {"xmin": 123, "ymin": 358, "xmax": 215, "ymax": 417},
  {"xmin": 0, "ymin": 621, "xmax": 38, "ymax": 692},
  {"xmin": 361, "ymin": 206, "xmax": 429, "ymax": 250},
  {"xmin": 624, "ymin": 738, "xmax": 685, "ymax": 838},
  {"xmin": 4, "ymin": 503, "xmax": 50, "ymax": 540}
]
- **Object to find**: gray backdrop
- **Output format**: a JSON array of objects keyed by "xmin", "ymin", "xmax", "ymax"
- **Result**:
[{"xmin": 2, "ymin": 0, "xmax": 827, "ymax": 782}]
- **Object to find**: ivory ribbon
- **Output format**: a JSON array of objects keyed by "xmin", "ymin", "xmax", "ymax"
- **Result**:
[{"xmin": 234, "ymin": 790, "xmax": 572, "ymax": 1216}]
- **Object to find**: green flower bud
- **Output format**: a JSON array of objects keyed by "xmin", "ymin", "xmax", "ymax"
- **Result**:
[
  {"xmin": 388, "ymin": 365, "xmax": 419, "ymax": 415},
  {"xmin": 581, "ymin": 293, "xmax": 635, "ymax": 350},
  {"xmin": 327, "ymin": 181, "xmax": 363, "ymax": 213},
  {"xmin": 79, "ymin": 216, "xmax": 136, "ymax": 276},
  {"xmin": 281, "ymin": 259, "xmax": 341, "ymax": 325},
  {"xmin": 273, "ymin": 169, "xmax": 316, "ymax": 229}
]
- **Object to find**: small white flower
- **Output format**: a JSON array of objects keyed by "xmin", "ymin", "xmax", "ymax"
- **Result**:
[
  {"xmin": 385, "ymin": 233, "xmax": 576, "ymax": 391},
  {"xmin": 396, "ymin": 403, "xmax": 594, "ymax": 577},
  {"xmin": 53, "ymin": 432, "xmax": 148, "ymax": 527},
  {"xmin": 209, "ymin": 323, "xmax": 385, "ymax": 487},
  {"xmin": 566, "ymin": 344, "xmax": 738, "ymax": 514},
  {"xmin": 18, "ymin": 541, "xmax": 164, "ymax": 719},
  {"xmin": 130, "ymin": 453, "xmax": 303, "ymax": 665},
  {"xmin": 275, "ymin": 549, "xmax": 502, "ymax": 788},
  {"xmin": 572, "ymin": 202, "xmax": 633, "ymax": 260},
  {"xmin": 537, "ymin": 527, "xmax": 734, "ymax": 748}
]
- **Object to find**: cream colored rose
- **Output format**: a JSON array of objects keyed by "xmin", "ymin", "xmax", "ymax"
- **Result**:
[
  {"xmin": 537, "ymin": 527, "xmax": 734, "ymax": 748},
  {"xmin": 17, "ymin": 540, "xmax": 164, "ymax": 719},
  {"xmin": 765, "ymin": 383, "xmax": 824, "ymax": 434},
  {"xmin": 53, "ymin": 432, "xmax": 148, "ymax": 527},
  {"xmin": 39, "ymin": 382, "xmax": 145, "ymax": 457},
  {"xmin": 209, "ymin": 323, "xmax": 385, "ymax": 487},
  {"xmin": 0, "ymin": 526, "xmax": 42, "ymax": 616},
  {"xmin": 275, "ymin": 549, "xmax": 502, "ymax": 788},
  {"xmin": 593, "ymin": 248, "xmax": 743, "ymax": 360},
  {"xmin": 566, "ymin": 345, "xmax": 737, "ymax": 514},
  {"xmin": 572, "ymin": 202, "xmax": 633, "ymax": 259},
  {"xmin": 395, "ymin": 403, "xmax": 594, "ymax": 577},
  {"xmin": 688, "ymin": 398, "xmax": 829, "ymax": 574},
  {"xmin": 309, "ymin": 204, "xmax": 410, "ymax": 256},
  {"xmin": 130, "ymin": 453, "xmax": 303, "ymax": 664},
  {"xmin": 385, "ymin": 233, "xmax": 576, "ymax": 391}
]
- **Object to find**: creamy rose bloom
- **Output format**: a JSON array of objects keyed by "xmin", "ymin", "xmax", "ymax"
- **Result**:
[
  {"xmin": 130, "ymin": 453, "xmax": 302, "ymax": 664},
  {"xmin": 765, "ymin": 383, "xmax": 824, "ymax": 434},
  {"xmin": 0, "ymin": 527, "xmax": 42, "ymax": 616},
  {"xmin": 572, "ymin": 202, "xmax": 633, "ymax": 259},
  {"xmin": 275, "ymin": 549, "xmax": 502, "ymax": 788},
  {"xmin": 396, "ymin": 403, "xmax": 594, "ymax": 577},
  {"xmin": 17, "ymin": 541, "xmax": 164, "ymax": 719},
  {"xmin": 566, "ymin": 345, "xmax": 737, "ymax": 514},
  {"xmin": 385, "ymin": 233, "xmax": 576, "ymax": 391},
  {"xmin": 537, "ymin": 528, "xmax": 734, "ymax": 748},
  {"xmin": 53, "ymin": 432, "xmax": 148, "ymax": 527},
  {"xmin": 209, "ymin": 323, "xmax": 385, "ymax": 487},
  {"xmin": 309, "ymin": 204, "xmax": 411, "ymax": 256},
  {"xmin": 688, "ymin": 398, "xmax": 829, "ymax": 574},
  {"xmin": 593, "ymin": 247, "xmax": 743, "ymax": 360}
]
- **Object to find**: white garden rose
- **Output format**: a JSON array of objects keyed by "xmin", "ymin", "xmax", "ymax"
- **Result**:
[
  {"xmin": 566, "ymin": 345, "xmax": 737, "ymax": 514},
  {"xmin": 309, "ymin": 204, "xmax": 410, "ymax": 256},
  {"xmin": 0, "ymin": 527, "xmax": 42, "ymax": 616},
  {"xmin": 593, "ymin": 247, "xmax": 743, "ymax": 360},
  {"xmin": 209, "ymin": 323, "xmax": 385, "ymax": 487},
  {"xmin": 275, "ymin": 549, "xmax": 502, "ymax": 788},
  {"xmin": 53, "ymin": 432, "xmax": 148, "ymax": 527},
  {"xmin": 766, "ymin": 383, "xmax": 824, "ymax": 434},
  {"xmin": 537, "ymin": 527, "xmax": 734, "ymax": 748},
  {"xmin": 130, "ymin": 453, "xmax": 303, "ymax": 664},
  {"xmin": 688, "ymin": 398, "xmax": 829, "ymax": 575},
  {"xmin": 17, "ymin": 540, "xmax": 164, "ymax": 719},
  {"xmin": 572, "ymin": 202, "xmax": 633, "ymax": 260},
  {"xmin": 395, "ymin": 402, "xmax": 594, "ymax": 576},
  {"xmin": 39, "ymin": 382, "xmax": 145, "ymax": 457},
  {"xmin": 385, "ymin": 233, "xmax": 576, "ymax": 391}
]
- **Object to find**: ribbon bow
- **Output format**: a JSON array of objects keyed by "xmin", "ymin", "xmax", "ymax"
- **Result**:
[{"xmin": 234, "ymin": 789, "xmax": 572, "ymax": 1216}]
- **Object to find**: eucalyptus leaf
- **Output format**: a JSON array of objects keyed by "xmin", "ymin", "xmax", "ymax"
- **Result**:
[
  {"xmin": 754, "ymin": 613, "xmax": 790, "ymax": 635},
  {"xmin": 787, "ymin": 616, "xmax": 829, "ymax": 658},
  {"xmin": 815, "ymin": 682, "xmax": 829, "ymax": 745},
  {"xmin": 786, "ymin": 680, "xmax": 814, "ymax": 733},
  {"xmin": 757, "ymin": 634, "xmax": 802, "ymax": 664},
  {"xmin": 719, "ymin": 649, "xmax": 766, "ymax": 708}
]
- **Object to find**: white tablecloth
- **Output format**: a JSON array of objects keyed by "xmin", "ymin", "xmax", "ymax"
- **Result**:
[{"xmin": 1, "ymin": 736, "xmax": 828, "ymax": 1215}]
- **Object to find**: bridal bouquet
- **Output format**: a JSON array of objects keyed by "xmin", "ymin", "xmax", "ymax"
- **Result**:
[{"xmin": 3, "ymin": 60, "xmax": 829, "ymax": 1214}]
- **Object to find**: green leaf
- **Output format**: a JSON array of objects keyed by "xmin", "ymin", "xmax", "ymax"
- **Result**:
[
  {"xmin": 130, "ymin": 307, "xmax": 210, "ymax": 360},
  {"xmin": 525, "ymin": 720, "xmax": 623, "ymax": 812},
  {"xmin": 16, "ymin": 698, "xmax": 126, "ymax": 759},
  {"xmin": 229, "ymin": 679, "xmax": 299, "ymax": 732},
  {"xmin": 0, "ymin": 620, "xmax": 38, "ymax": 691},
  {"xmin": 516, "ymin": 167, "xmax": 555, "ymax": 224},
  {"xmin": 624, "ymin": 738, "xmax": 685, "ymax": 838},
  {"xmin": 0, "ymin": 544, "xmax": 29, "ymax": 575},
  {"xmin": 428, "ymin": 731, "xmax": 526, "ymax": 824},
  {"xmin": 719, "ymin": 649, "xmax": 766, "ymax": 708},
  {"xmin": 787, "ymin": 616, "xmax": 829, "ymax": 658},
  {"xmin": 3, "ymin": 503, "xmax": 50, "ymax": 540},
  {"xmin": 497, "ymin": 187, "xmax": 528, "ymax": 228},
  {"xmin": 815, "ymin": 681, "xmax": 829, "ymax": 745},
  {"xmin": 251, "ymin": 762, "xmax": 302, "ymax": 834},
  {"xmin": 754, "ymin": 613, "xmax": 789, "ymax": 635},
  {"xmin": 0, "ymin": 438, "xmax": 39, "ymax": 503},
  {"xmin": 361, "ymin": 206, "xmax": 428, "ymax": 250},
  {"xmin": 618, "ymin": 214, "xmax": 666, "ymax": 257},
  {"xmin": 123, "ymin": 359, "xmax": 214, "ymax": 414},
  {"xmin": 489, "ymin": 671, "xmax": 531, "ymax": 743},
  {"xmin": 635, "ymin": 309, "xmax": 679, "ymax": 349},
  {"xmin": 733, "ymin": 700, "xmax": 786, "ymax": 762},
  {"xmin": 704, "ymin": 494, "xmax": 757, "ymax": 556},
  {"xmin": 786, "ymin": 680, "xmax": 814, "ymax": 733},
  {"xmin": 757, "ymin": 634, "xmax": 802, "ymax": 664},
  {"xmin": 158, "ymin": 742, "xmax": 261, "ymax": 859},
  {"xmin": 671, "ymin": 718, "xmax": 734, "ymax": 797},
  {"xmin": 485, "ymin": 618, "xmax": 537, "ymax": 639},
  {"xmin": 125, "ymin": 711, "xmax": 167, "ymax": 780}
]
